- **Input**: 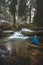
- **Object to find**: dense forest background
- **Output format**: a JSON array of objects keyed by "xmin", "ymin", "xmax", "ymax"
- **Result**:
[{"xmin": 0, "ymin": 0, "xmax": 43, "ymax": 30}]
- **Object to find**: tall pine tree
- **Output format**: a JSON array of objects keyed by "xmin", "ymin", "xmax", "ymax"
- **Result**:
[
  {"xmin": 34, "ymin": 0, "xmax": 43, "ymax": 26},
  {"xmin": 9, "ymin": 0, "xmax": 17, "ymax": 24}
]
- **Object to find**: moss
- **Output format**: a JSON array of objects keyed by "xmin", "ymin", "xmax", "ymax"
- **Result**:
[{"xmin": 22, "ymin": 31, "xmax": 36, "ymax": 36}]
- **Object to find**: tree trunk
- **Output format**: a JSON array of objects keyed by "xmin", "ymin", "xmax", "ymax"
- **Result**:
[
  {"xmin": 13, "ymin": 13, "xmax": 16, "ymax": 24},
  {"xmin": 36, "ymin": 0, "xmax": 43, "ymax": 26},
  {"xmin": 29, "ymin": 5, "xmax": 31, "ymax": 24}
]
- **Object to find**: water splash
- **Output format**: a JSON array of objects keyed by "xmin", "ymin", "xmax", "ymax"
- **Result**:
[{"xmin": 8, "ymin": 31, "xmax": 29, "ymax": 40}]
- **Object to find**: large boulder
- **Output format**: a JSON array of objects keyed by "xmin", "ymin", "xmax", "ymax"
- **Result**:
[{"xmin": 0, "ymin": 20, "xmax": 12, "ymax": 30}]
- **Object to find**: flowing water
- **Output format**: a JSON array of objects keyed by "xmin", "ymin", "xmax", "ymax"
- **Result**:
[{"xmin": 0, "ymin": 28, "xmax": 43, "ymax": 65}]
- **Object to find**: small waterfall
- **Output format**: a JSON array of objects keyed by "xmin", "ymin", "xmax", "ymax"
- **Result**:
[{"xmin": 8, "ymin": 31, "xmax": 29, "ymax": 40}]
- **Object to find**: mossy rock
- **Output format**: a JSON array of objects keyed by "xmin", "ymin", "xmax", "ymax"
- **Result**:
[
  {"xmin": 22, "ymin": 31, "xmax": 37, "ymax": 36},
  {"xmin": 30, "ymin": 25, "xmax": 43, "ymax": 31}
]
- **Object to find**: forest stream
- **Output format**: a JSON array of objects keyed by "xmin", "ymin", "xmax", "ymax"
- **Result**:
[{"xmin": 0, "ymin": 28, "xmax": 43, "ymax": 65}]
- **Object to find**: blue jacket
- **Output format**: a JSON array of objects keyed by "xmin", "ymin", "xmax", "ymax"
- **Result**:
[{"xmin": 32, "ymin": 37, "xmax": 39, "ymax": 45}]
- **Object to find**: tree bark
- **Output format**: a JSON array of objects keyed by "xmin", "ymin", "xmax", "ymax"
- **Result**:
[
  {"xmin": 29, "ymin": 5, "xmax": 31, "ymax": 24},
  {"xmin": 13, "ymin": 13, "xmax": 16, "ymax": 24},
  {"xmin": 36, "ymin": 0, "xmax": 43, "ymax": 26}
]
